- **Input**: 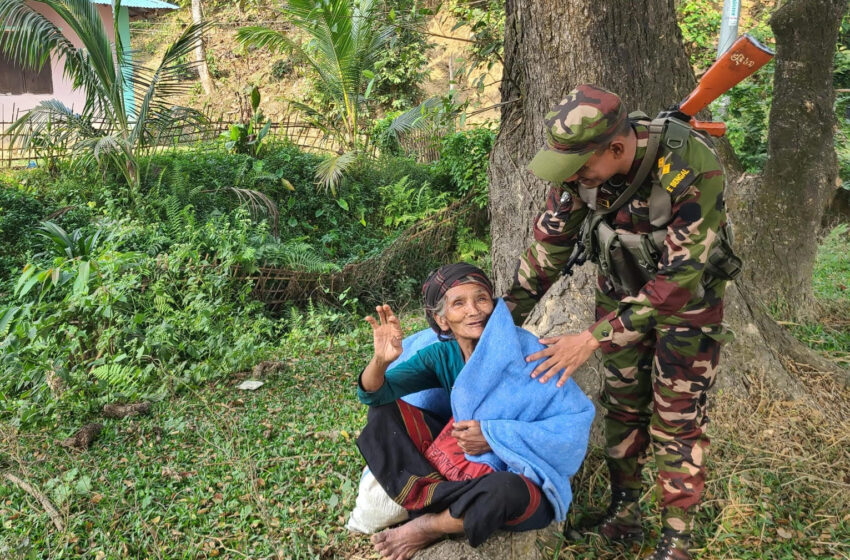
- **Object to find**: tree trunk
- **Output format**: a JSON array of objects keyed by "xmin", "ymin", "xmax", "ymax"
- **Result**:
[
  {"xmin": 192, "ymin": 0, "xmax": 215, "ymax": 95},
  {"xmin": 490, "ymin": 0, "xmax": 695, "ymax": 296},
  {"xmin": 731, "ymin": 0, "xmax": 847, "ymax": 319},
  {"xmin": 488, "ymin": 0, "xmax": 849, "ymax": 402}
]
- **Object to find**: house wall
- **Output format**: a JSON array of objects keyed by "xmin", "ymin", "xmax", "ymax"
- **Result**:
[{"xmin": 0, "ymin": 2, "xmax": 115, "ymax": 121}]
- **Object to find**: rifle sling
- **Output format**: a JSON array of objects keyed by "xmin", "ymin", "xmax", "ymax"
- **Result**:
[{"xmin": 596, "ymin": 117, "xmax": 666, "ymax": 216}]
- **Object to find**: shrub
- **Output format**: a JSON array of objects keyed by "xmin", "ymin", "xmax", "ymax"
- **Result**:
[
  {"xmin": 0, "ymin": 213, "xmax": 281, "ymax": 427},
  {"xmin": 723, "ymin": 72, "xmax": 773, "ymax": 173},
  {"xmin": 370, "ymin": 112, "xmax": 404, "ymax": 156},
  {"xmin": 0, "ymin": 187, "xmax": 48, "ymax": 273},
  {"xmin": 0, "ymin": 180, "xmax": 95, "ymax": 286},
  {"xmin": 677, "ymin": 0, "xmax": 721, "ymax": 73},
  {"xmin": 434, "ymin": 127, "xmax": 496, "ymax": 209},
  {"xmin": 0, "ymin": 139, "xmax": 489, "ymax": 427},
  {"xmin": 271, "ymin": 57, "xmax": 294, "ymax": 81},
  {"xmin": 372, "ymin": 0, "xmax": 432, "ymax": 110}
]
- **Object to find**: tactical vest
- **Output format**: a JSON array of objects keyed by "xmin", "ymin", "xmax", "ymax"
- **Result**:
[{"xmin": 579, "ymin": 112, "xmax": 742, "ymax": 298}]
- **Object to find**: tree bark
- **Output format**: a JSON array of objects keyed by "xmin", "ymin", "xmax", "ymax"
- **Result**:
[
  {"xmin": 192, "ymin": 0, "xmax": 215, "ymax": 95},
  {"xmin": 731, "ymin": 0, "xmax": 847, "ymax": 318},
  {"xmin": 488, "ymin": 0, "xmax": 849, "ymax": 402},
  {"xmin": 490, "ymin": 0, "xmax": 694, "ymax": 297}
]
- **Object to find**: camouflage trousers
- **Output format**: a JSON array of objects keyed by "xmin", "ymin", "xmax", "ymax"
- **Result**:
[{"xmin": 595, "ymin": 298, "xmax": 723, "ymax": 534}]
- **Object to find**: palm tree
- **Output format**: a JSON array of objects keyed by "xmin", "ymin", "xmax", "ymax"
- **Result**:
[
  {"xmin": 237, "ymin": 0, "xmax": 392, "ymax": 193},
  {"xmin": 0, "ymin": 0, "xmax": 207, "ymax": 201}
]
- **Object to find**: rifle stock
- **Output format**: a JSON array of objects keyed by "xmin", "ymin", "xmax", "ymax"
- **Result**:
[{"xmin": 678, "ymin": 34, "xmax": 774, "ymax": 137}]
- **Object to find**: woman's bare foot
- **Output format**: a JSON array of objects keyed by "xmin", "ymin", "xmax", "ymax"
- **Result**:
[{"xmin": 371, "ymin": 511, "xmax": 463, "ymax": 560}]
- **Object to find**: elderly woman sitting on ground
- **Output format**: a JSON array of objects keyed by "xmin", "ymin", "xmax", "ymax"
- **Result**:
[{"xmin": 354, "ymin": 263, "xmax": 594, "ymax": 560}]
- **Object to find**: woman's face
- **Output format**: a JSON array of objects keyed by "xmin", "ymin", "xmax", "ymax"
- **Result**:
[{"xmin": 433, "ymin": 283, "xmax": 494, "ymax": 342}]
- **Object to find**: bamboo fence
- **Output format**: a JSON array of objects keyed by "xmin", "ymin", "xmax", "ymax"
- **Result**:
[
  {"xmin": 0, "ymin": 104, "xmax": 349, "ymax": 167},
  {"xmin": 234, "ymin": 194, "xmax": 474, "ymax": 313},
  {"xmin": 0, "ymin": 103, "xmax": 445, "ymax": 167}
]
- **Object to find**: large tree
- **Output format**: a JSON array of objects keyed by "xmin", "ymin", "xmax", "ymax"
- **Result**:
[{"xmin": 488, "ymin": 0, "xmax": 849, "ymax": 401}]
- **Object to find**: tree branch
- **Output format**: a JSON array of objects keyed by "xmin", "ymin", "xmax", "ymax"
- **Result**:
[{"xmin": 2, "ymin": 472, "xmax": 65, "ymax": 532}]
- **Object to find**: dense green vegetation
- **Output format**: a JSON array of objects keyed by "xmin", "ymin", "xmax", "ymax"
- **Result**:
[
  {"xmin": 1, "ymin": 1, "xmax": 848, "ymax": 559},
  {"xmin": 0, "ymin": 131, "xmax": 491, "ymax": 428}
]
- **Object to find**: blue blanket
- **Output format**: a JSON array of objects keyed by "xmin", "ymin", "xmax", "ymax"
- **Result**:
[{"xmin": 394, "ymin": 299, "xmax": 595, "ymax": 521}]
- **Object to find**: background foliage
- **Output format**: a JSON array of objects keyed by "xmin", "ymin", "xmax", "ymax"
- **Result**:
[
  {"xmin": 1, "ymin": 4, "xmax": 849, "ymax": 559},
  {"xmin": 0, "ymin": 133, "xmax": 492, "ymax": 427}
]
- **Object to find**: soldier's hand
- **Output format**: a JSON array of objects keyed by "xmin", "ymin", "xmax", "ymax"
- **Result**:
[{"xmin": 526, "ymin": 331, "xmax": 600, "ymax": 387}]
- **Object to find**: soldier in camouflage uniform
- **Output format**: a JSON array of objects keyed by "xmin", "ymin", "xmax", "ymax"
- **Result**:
[{"xmin": 504, "ymin": 85, "xmax": 736, "ymax": 560}]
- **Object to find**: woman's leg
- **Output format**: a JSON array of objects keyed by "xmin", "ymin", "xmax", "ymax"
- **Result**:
[
  {"xmin": 372, "ymin": 509, "xmax": 464, "ymax": 560},
  {"xmin": 448, "ymin": 471, "xmax": 554, "ymax": 546},
  {"xmin": 358, "ymin": 402, "xmax": 554, "ymax": 552},
  {"xmin": 372, "ymin": 472, "xmax": 553, "ymax": 558},
  {"xmin": 357, "ymin": 400, "xmax": 461, "ymax": 512}
]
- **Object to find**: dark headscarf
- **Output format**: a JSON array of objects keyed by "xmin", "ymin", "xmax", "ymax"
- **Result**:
[{"xmin": 422, "ymin": 262, "xmax": 494, "ymax": 339}]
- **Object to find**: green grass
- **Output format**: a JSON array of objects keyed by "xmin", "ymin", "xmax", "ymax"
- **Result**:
[
  {"xmin": 813, "ymin": 223, "xmax": 850, "ymax": 303},
  {"xmin": 3, "ymin": 225, "xmax": 850, "ymax": 559},
  {"xmin": 788, "ymin": 223, "xmax": 850, "ymax": 365},
  {"xmin": 0, "ymin": 331, "xmax": 376, "ymax": 559},
  {"xmin": 3, "ymin": 309, "xmax": 849, "ymax": 560}
]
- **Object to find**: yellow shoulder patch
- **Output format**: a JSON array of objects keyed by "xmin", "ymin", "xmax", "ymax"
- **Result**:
[
  {"xmin": 657, "ymin": 150, "xmax": 698, "ymax": 198},
  {"xmin": 657, "ymin": 154, "xmax": 672, "ymax": 177},
  {"xmin": 666, "ymin": 168, "xmax": 691, "ymax": 192}
]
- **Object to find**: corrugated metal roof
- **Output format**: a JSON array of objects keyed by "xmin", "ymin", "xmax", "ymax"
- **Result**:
[{"xmin": 90, "ymin": 0, "xmax": 178, "ymax": 9}]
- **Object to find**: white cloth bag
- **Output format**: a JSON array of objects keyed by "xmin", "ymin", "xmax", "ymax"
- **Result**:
[{"xmin": 346, "ymin": 467, "xmax": 409, "ymax": 534}]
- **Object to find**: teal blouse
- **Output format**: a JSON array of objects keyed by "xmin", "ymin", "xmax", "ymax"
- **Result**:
[{"xmin": 357, "ymin": 340, "xmax": 465, "ymax": 407}]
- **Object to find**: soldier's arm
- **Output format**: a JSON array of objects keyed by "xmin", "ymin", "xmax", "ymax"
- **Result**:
[
  {"xmin": 589, "ymin": 142, "xmax": 725, "ymax": 348},
  {"xmin": 504, "ymin": 184, "xmax": 588, "ymax": 324}
]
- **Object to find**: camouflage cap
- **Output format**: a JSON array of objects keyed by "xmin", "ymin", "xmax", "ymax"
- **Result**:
[{"xmin": 528, "ymin": 84, "xmax": 628, "ymax": 184}]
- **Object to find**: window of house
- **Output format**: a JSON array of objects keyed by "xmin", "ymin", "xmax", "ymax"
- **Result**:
[{"xmin": 0, "ymin": 51, "xmax": 53, "ymax": 95}]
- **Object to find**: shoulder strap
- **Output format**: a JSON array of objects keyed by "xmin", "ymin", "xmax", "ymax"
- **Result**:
[{"xmin": 597, "ymin": 117, "xmax": 666, "ymax": 216}]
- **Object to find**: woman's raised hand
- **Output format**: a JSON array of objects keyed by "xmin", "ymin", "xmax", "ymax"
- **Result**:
[{"xmin": 364, "ymin": 304, "xmax": 403, "ymax": 366}]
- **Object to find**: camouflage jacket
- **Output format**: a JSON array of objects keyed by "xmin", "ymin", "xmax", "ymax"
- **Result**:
[{"xmin": 504, "ymin": 119, "xmax": 731, "ymax": 349}]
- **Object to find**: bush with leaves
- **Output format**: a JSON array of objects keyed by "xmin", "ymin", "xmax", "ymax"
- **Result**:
[
  {"xmin": 676, "ymin": 0, "xmax": 722, "ymax": 72},
  {"xmin": 443, "ymin": 0, "xmax": 504, "ymax": 93},
  {"xmin": 0, "ymin": 136, "xmax": 490, "ymax": 427},
  {"xmin": 434, "ymin": 127, "xmax": 495, "ymax": 209},
  {"xmin": 723, "ymin": 73, "xmax": 774, "ymax": 172},
  {"xmin": 222, "ymin": 86, "xmax": 273, "ymax": 158},
  {"xmin": 0, "ymin": 187, "xmax": 48, "ymax": 277},
  {"xmin": 371, "ymin": 0, "xmax": 433, "ymax": 111},
  {"xmin": 0, "ymin": 174, "xmax": 96, "ymax": 286},
  {"xmin": 0, "ymin": 213, "xmax": 281, "ymax": 427},
  {"xmin": 370, "ymin": 111, "xmax": 404, "ymax": 156},
  {"xmin": 379, "ymin": 175, "xmax": 449, "ymax": 228}
]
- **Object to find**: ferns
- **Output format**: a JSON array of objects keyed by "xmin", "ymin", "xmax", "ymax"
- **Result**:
[
  {"xmin": 91, "ymin": 363, "xmax": 144, "ymax": 396},
  {"xmin": 153, "ymin": 290, "xmax": 175, "ymax": 314},
  {"xmin": 163, "ymin": 195, "xmax": 195, "ymax": 242},
  {"xmin": 256, "ymin": 240, "xmax": 340, "ymax": 273},
  {"xmin": 0, "ymin": 305, "xmax": 20, "ymax": 338}
]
